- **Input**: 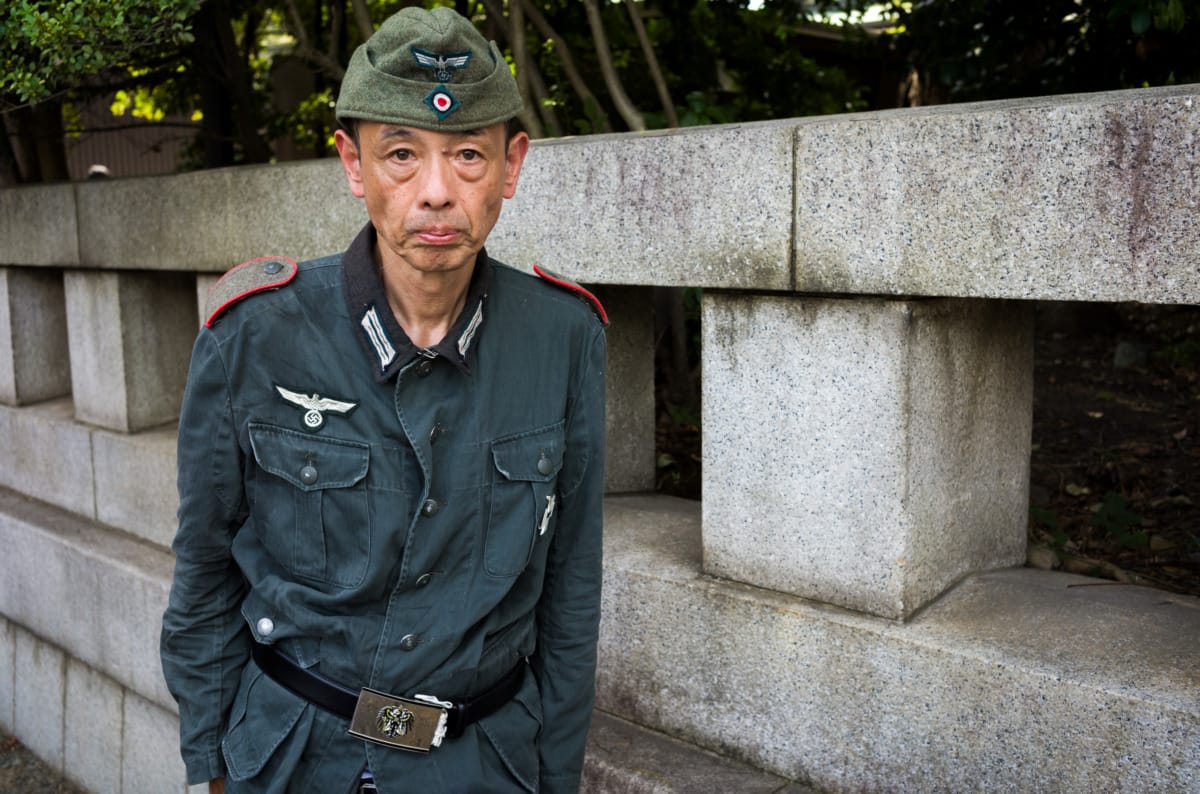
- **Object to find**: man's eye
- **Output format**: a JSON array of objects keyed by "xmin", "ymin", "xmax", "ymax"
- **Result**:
[
  {"xmin": 460, "ymin": 149, "xmax": 481, "ymax": 161},
  {"xmin": 390, "ymin": 149, "xmax": 413, "ymax": 161}
]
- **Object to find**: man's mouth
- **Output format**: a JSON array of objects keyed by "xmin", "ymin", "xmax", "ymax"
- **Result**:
[{"xmin": 414, "ymin": 227, "xmax": 462, "ymax": 245}]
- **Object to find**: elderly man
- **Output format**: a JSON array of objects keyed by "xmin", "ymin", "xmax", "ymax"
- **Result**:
[{"xmin": 160, "ymin": 7, "xmax": 607, "ymax": 793}]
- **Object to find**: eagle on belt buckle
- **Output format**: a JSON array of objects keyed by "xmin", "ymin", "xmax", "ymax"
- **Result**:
[{"xmin": 349, "ymin": 687, "xmax": 448, "ymax": 753}]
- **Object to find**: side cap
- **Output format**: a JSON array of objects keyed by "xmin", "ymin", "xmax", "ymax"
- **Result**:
[
  {"xmin": 533, "ymin": 265, "xmax": 609, "ymax": 327},
  {"xmin": 205, "ymin": 256, "xmax": 298, "ymax": 328}
]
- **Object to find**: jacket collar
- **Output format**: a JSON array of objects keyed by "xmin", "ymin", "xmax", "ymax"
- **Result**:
[{"xmin": 342, "ymin": 223, "xmax": 489, "ymax": 382}]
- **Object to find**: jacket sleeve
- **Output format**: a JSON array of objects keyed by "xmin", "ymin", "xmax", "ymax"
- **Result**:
[
  {"xmin": 160, "ymin": 329, "xmax": 252, "ymax": 785},
  {"xmin": 533, "ymin": 323, "xmax": 606, "ymax": 793}
]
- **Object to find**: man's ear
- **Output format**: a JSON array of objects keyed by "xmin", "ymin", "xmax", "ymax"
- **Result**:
[
  {"xmin": 502, "ymin": 131, "xmax": 530, "ymax": 200},
  {"xmin": 334, "ymin": 129, "xmax": 366, "ymax": 199}
]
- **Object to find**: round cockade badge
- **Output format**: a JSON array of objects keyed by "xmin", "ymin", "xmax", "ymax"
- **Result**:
[{"xmin": 425, "ymin": 86, "xmax": 460, "ymax": 120}]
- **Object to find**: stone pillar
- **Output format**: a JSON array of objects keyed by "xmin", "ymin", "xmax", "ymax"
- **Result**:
[
  {"xmin": 702, "ymin": 294, "xmax": 1034, "ymax": 620},
  {"xmin": 0, "ymin": 267, "xmax": 71, "ymax": 406},
  {"xmin": 593, "ymin": 285, "xmax": 655, "ymax": 494},
  {"xmin": 64, "ymin": 270, "xmax": 197, "ymax": 433}
]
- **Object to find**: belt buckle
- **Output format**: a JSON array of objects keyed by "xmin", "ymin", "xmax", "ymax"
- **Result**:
[{"xmin": 348, "ymin": 688, "xmax": 448, "ymax": 753}]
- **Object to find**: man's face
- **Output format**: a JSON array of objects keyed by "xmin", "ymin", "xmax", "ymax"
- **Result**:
[{"xmin": 335, "ymin": 121, "xmax": 529, "ymax": 277}]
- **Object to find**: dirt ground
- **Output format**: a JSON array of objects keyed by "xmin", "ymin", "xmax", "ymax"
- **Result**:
[
  {"xmin": 656, "ymin": 301, "xmax": 1200, "ymax": 598},
  {"xmin": 0, "ymin": 733, "xmax": 87, "ymax": 792}
]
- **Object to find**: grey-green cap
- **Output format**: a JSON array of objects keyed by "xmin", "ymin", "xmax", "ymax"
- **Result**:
[{"xmin": 336, "ymin": 6, "xmax": 522, "ymax": 131}]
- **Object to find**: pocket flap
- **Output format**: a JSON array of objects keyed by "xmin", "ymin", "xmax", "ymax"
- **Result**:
[
  {"xmin": 491, "ymin": 423, "xmax": 565, "ymax": 482},
  {"xmin": 249, "ymin": 422, "xmax": 369, "ymax": 491}
]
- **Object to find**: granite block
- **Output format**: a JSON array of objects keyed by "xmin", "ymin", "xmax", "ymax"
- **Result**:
[
  {"xmin": 0, "ymin": 488, "xmax": 176, "ymax": 712},
  {"xmin": 64, "ymin": 658, "xmax": 123, "ymax": 794},
  {"xmin": 795, "ymin": 85, "xmax": 1200, "ymax": 304},
  {"xmin": 0, "ymin": 267, "xmax": 71, "ymax": 405},
  {"xmin": 0, "ymin": 183, "xmax": 78, "ymax": 267},
  {"xmin": 13, "ymin": 627, "xmax": 65, "ymax": 772},
  {"xmin": 93, "ymin": 425, "xmax": 179, "ymax": 549},
  {"xmin": 702, "ymin": 294, "xmax": 1033, "ymax": 619},
  {"xmin": 195, "ymin": 273, "xmax": 220, "ymax": 326},
  {"xmin": 598, "ymin": 495, "xmax": 1200, "ymax": 793},
  {"xmin": 489, "ymin": 123, "xmax": 795, "ymax": 290},
  {"xmin": 75, "ymin": 160, "xmax": 360, "ymax": 273},
  {"xmin": 122, "ymin": 693, "xmax": 189, "ymax": 794},
  {"xmin": 0, "ymin": 399, "xmax": 96, "ymax": 518},
  {"xmin": 64, "ymin": 270, "xmax": 195, "ymax": 432},
  {"xmin": 593, "ymin": 285, "xmax": 655, "ymax": 494}
]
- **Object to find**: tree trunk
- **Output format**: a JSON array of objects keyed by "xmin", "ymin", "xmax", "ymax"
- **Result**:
[
  {"xmin": 2, "ymin": 102, "xmax": 70, "ymax": 183},
  {"xmin": 581, "ymin": 0, "xmax": 645, "ymax": 131},
  {"xmin": 624, "ymin": 0, "xmax": 678, "ymax": 127},
  {"xmin": 518, "ymin": 0, "xmax": 611, "ymax": 132}
]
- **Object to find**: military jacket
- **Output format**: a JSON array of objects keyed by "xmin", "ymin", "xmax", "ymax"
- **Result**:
[{"xmin": 161, "ymin": 224, "xmax": 606, "ymax": 793}]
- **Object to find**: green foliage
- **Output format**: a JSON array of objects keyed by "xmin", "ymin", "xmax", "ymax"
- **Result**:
[
  {"xmin": 882, "ymin": 0, "xmax": 1200, "ymax": 102},
  {"xmin": 1092, "ymin": 492, "xmax": 1148, "ymax": 549},
  {"xmin": 0, "ymin": 0, "xmax": 200, "ymax": 108},
  {"xmin": 1031, "ymin": 504, "xmax": 1068, "ymax": 549}
]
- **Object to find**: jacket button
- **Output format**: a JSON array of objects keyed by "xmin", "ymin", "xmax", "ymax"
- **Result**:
[
  {"xmin": 299, "ymin": 465, "xmax": 319, "ymax": 485},
  {"xmin": 256, "ymin": 617, "xmax": 275, "ymax": 636},
  {"xmin": 421, "ymin": 499, "xmax": 440, "ymax": 517},
  {"xmin": 415, "ymin": 573, "xmax": 433, "ymax": 588},
  {"xmin": 263, "ymin": 260, "xmax": 283, "ymax": 275},
  {"xmin": 399, "ymin": 634, "xmax": 420, "ymax": 651},
  {"xmin": 416, "ymin": 359, "xmax": 434, "ymax": 377},
  {"xmin": 537, "ymin": 454, "xmax": 552, "ymax": 476},
  {"xmin": 429, "ymin": 423, "xmax": 444, "ymax": 444}
]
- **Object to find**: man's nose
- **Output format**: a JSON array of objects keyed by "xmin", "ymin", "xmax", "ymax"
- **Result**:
[{"xmin": 418, "ymin": 157, "xmax": 454, "ymax": 209}]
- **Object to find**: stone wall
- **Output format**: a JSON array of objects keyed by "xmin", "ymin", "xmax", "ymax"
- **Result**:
[{"xmin": 1, "ymin": 84, "xmax": 1198, "ymax": 792}]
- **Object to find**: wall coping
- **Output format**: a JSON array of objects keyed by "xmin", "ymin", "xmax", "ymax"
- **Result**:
[{"xmin": 1, "ymin": 84, "xmax": 1196, "ymax": 304}]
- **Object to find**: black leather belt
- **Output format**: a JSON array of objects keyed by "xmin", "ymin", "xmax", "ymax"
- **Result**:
[{"xmin": 251, "ymin": 643, "xmax": 525, "ymax": 752}]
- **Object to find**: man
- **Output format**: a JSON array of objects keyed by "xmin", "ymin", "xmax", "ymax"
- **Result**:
[{"xmin": 160, "ymin": 7, "xmax": 607, "ymax": 793}]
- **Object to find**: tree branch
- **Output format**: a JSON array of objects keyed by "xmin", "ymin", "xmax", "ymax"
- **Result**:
[
  {"xmin": 283, "ymin": 0, "xmax": 346, "ymax": 80},
  {"xmin": 581, "ymin": 0, "xmax": 644, "ymax": 131},
  {"xmin": 350, "ymin": 0, "xmax": 374, "ymax": 41},
  {"xmin": 624, "ymin": 0, "xmax": 677, "ymax": 127},
  {"xmin": 518, "ymin": 1, "xmax": 610, "ymax": 132}
]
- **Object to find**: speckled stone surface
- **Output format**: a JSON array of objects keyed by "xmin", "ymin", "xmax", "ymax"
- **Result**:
[
  {"xmin": 599, "ymin": 495, "xmax": 1200, "ymax": 793},
  {"xmin": 0, "ymin": 267, "xmax": 71, "ymax": 406},
  {"xmin": 0, "ymin": 399, "xmax": 96, "ymax": 518},
  {"xmin": 702, "ymin": 294, "xmax": 1033, "ymax": 619},
  {"xmin": 63, "ymin": 270, "xmax": 195, "ymax": 432},
  {"xmin": 73, "ymin": 159, "xmax": 361, "ymax": 272},
  {"xmin": 488, "ymin": 123, "xmax": 795, "ymax": 290},
  {"xmin": 0, "ymin": 183, "xmax": 77, "ymax": 266},
  {"xmin": 594, "ymin": 285, "xmax": 656, "ymax": 493},
  {"xmin": 795, "ymin": 85, "xmax": 1200, "ymax": 303},
  {"xmin": 0, "ymin": 489, "xmax": 176, "ymax": 712},
  {"xmin": 93, "ymin": 425, "xmax": 179, "ymax": 549}
]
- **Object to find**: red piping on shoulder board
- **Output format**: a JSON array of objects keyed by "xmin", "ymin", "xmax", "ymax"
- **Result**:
[
  {"xmin": 533, "ymin": 265, "xmax": 609, "ymax": 326},
  {"xmin": 204, "ymin": 256, "xmax": 298, "ymax": 328}
]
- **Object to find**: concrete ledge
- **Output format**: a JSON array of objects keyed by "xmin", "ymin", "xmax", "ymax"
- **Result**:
[
  {"xmin": 0, "ymin": 184, "xmax": 78, "ymax": 267},
  {"xmin": 583, "ymin": 710, "xmax": 815, "ymax": 793},
  {"xmin": 0, "ymin": 488, "xmax": 175, "ymax": 712},
  {"xmin": 598, "ymin": 495, "xmax": 1200, "ymax": 792},
  {"xmin": 795, "ymin": 85, "xmax": 1200, "ymax": 304},
  {"xmin": 5, "ymin": 85, "xmax": 1198, "ymax": 303},
  {"xmin": 0, "ymin": 401, "xmax": 178, "ymax": 548},
  {"xmin": 0, "ymin": 617, "xmax": 194, "ymax": 793}
]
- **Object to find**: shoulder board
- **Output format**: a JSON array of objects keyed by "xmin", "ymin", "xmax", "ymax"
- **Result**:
[
  {"xmin": 204, "ymin": 256, "xmax": 298, "ymax": 328},
  {"xmin": 533, "ymin": 265, "xmax": 609, "ymax": 327}
]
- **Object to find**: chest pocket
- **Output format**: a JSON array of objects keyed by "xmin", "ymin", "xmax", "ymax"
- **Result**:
[
  {"xmin": 487, "ymin": 422, "xmax": 565, "ymax": 577},
  {"xmin": 248, "ymin": 422, "xmax": 371, "ymax": 588}
]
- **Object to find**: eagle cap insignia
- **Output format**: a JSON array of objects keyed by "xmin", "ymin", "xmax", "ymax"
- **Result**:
[
  {"xmin": 275, "ymin": 386, "xmax": 357, "ymax": 430},
  {"xmin": 412, "ymin": 48, "xmax": 471, "ymax": 82}
]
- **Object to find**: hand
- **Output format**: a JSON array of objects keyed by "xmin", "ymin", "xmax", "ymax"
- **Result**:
[{"xmin": 209, "ymin": 779, "xmax": 225, "ymax": 794}]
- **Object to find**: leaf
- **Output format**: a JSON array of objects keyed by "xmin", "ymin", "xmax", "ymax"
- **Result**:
[{"xmin": 1131, "ymin": 8, "xmax": 1152, "ymax": 34}]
